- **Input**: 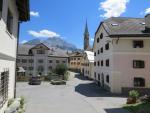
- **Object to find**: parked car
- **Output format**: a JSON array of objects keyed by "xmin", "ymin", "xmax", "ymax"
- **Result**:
[{"xmin": 29, "ymin": 76, "xmax": 41, "ymax": 85}]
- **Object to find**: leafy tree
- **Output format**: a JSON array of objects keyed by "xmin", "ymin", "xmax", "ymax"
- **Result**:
[{"xmin": 55, "ymin": 64, "xmax": 67, "ymax": 75}]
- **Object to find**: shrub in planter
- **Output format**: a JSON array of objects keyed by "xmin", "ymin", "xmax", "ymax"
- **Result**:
[
  {"xmin": 127, "ymin": 90, "xmax": 139, "ymax": 104},
  {"xmin": 51, "ymin": 80, "xmax": 66, "ymax": 85}
]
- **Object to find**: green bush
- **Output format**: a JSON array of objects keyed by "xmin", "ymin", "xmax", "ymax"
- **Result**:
[
  {"xmin": 129, "ymin": 90, "xmax": 139, "ymax": 99},
  {"xmin": 55, "ymin": 64, "xmax": 67, "ymax": 76},
  {"xmin": 20, "ymin": 96, "xmax": 25, "ymax": 109}
]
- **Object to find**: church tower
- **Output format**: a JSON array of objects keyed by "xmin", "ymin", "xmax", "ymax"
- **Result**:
[{"xmin": 84, "ymin": 20, "xmax": 89, "ymax": 50}]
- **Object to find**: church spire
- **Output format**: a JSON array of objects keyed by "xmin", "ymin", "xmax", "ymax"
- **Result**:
[
  {"xmin": 84, "ymin": 20, "xmax": 89, "ymax": 50},
  {"xmin": 84, "ymin": 20, "xmax": 89, "ymax": 35}
]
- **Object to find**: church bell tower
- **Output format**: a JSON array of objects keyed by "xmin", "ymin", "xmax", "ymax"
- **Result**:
[{"xmin": 84, "ymin": 20, "xmax": 89, "ymax": 50}]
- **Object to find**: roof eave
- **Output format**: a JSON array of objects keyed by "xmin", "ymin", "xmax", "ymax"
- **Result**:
[{"xmin": 16, "ymin": 0, "xmax": 30, "ymax": 22}]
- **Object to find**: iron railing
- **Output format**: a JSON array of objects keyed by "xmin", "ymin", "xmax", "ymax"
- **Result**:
[{"xmin": 0, "ymin": 69, "xmax": 9, "ymax": 108}]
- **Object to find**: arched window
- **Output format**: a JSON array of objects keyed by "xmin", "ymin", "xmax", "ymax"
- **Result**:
[{"xmin": 134, "ymin": 77, "xmax": 145, "ymax": 87}]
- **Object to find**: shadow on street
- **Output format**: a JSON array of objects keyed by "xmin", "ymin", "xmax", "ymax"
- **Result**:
[
  {"xmin": 75, "ymin": 74, "xmax": 126, "ymax": 98},
  {"xmin": 104, "ymin": 108, "xmax": 130, "ymax": 113}
]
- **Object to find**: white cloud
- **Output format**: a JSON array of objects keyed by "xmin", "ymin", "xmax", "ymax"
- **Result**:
[
  {"xmin": 30, "ymin": 11, "xmax": 39, "ymax": 17},
  {"xmin": 91, "ymin": 38, "xmax": 94, "ymax": 41},
  {"xmin": 21, "ymin": 40, "xmax": 27, "ymax": 44},
  {"xmin": 145, "ymin": 8, "xmax": 150, "ymax": 14},
  {"xmin": 99, "ymin": 0, "xmax": 129, "ymax": 18},
  {"xmin": 28, "ymin": 29, "xmax": 60, "ymax": 38}
]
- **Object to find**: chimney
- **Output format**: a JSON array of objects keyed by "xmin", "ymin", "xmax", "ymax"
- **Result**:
[{"xmin": 145, "ymin": 14, "xmax": 150, "ymax": 31}]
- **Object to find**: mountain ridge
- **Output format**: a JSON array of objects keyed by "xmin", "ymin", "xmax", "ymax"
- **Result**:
[{"xmin": 23, "ymin": 37, "xmax": 78, "ymax": 51}]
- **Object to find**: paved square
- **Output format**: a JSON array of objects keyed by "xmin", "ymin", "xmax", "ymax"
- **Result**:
[{"xmin": 16, "ymin": 72, "xmax": 129, "ymax": 113}]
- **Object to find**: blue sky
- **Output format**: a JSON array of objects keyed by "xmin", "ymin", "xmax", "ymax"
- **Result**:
[{"xmin": 19, "ymin": 0, "xmax": 150, "ymax": 49}]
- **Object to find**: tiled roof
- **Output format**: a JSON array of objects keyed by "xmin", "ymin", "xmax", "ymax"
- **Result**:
[
  {"xmin": 96, "ymin": 17, "xmax": 150, "ymax": 37},
  {"xmin": 18, "ymin": 44, "xmax": 69, "ymax": 57}
]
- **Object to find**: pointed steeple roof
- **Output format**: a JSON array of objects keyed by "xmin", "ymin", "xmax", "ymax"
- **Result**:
[{"xmin": 84, "ymin": 20, "xmax": 89, "ymax": 35}]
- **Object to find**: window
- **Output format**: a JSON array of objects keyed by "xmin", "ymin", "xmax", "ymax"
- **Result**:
[
  {"xmin": 17, "ymin": 59, "xmax": 20, "ymax": 63},
  {"xmin": 38, "ymin": 59, "xmax": 44, "ymax": 63},
  {"xmin": 22, "ymin": 59, "xmax": 27, "ymax": 63},
  {"xmin": 56, "ymin": 60, "xmax": 60, "ymax": 63},
  {"xmin": 49, "ymin": 66, "xmax": 52, "ymax": 70},
  {"xmin": 134, "ymin": 77, "xmax": 145, "ymax": 87},
  {"xmin": 29, "ymin": 59, "xmax": 34, "ymax": 63},
  {"xmin": 105, "ymin": 43, "xmax": 109, "ymax": 50},
  {"xmin": 101, "ymin": 60, "xmax": 103, "ymax": 66},
  {"xmin": 94, "ymin": 52, "xmax": 96, "ymax": 56},
  {"xmin": 0, "ymin": 0, "xmax": 3, "ymax": 18},
  {"xmin": 97, "ymin": 61, "xmax": 100, "ymax": 66},
  {"xmin": 0, "ymin": 69, "xmax": 9, "ymax": 108},
  {"xmin": 101, "ymin": 47, "xmax": 103, "ymax": 53},
  {"xmin": 28, "ymin": 67, "xmax": 33, "ymax": 71},
  {"xmin": 74, "ymin": 58, "xmax": 76, "ymax": 60},
  {"xmin": 77, "ymin": 62, "xmax": 80, "ymax": 65},
  {"xmin": 133, "ymin": 60, "xmax": 145, "ymax": 68},
  {"xmin": 133, "ymin": 40, "xmax": 143, "ymax": 48},
  {"xmin": 49, "ymin": 60, "xmax": 53, "ymax": 63},
  {"xmin": 78, "ymin": 58, "xmax": 80, "ymax": 60},
  {"xmin": 62, "ymin": 61, "xmax": 66, "ymax": 63},
  {"xmin": 106, "ymin": 59, "xmax": 109, "ymax": 67},
  {"xmin": 97, "ymin": 50, "xmax": 100, "ymax": 54},
  {"xmin": 38, "ymin": 66, "xmax": 44, "ymax": 72},
  {"xmin": 98, "ymin": 74, "xmax": 100, "ymax": 80},
  {"xmin": 94, "ymin": 62, "xmax": 96, "ymax": 66},
  {"xmin": 7, "ymin": 9, "xmax": 13, "ymax": 34},
  {"xmin": 106, "ymin": 75, "xmax": 109, "ymax": 83},
  {"xmin": 94, "ymin": 72, "xmax": 96, "ymax": 79},
  {"xmin": 100, "ymin": 33, "xmax": 103, "ymax": 39},
  {"xmin": 37, "ymin": 50, "xmax": 45, "ymax": 54},
  {"xmin": 97, "ymin": 37, "xmax": 99, "ymax": 43}
]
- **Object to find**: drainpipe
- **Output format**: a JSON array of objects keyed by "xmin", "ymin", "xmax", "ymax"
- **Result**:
[{"xmin": 14, "ymin": 21, "xmax": 21, "ymax": 98}]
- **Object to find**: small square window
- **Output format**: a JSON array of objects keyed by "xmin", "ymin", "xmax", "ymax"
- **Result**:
[
  {"xmin": 106, "ymin": 75, "xmax": 109, "ymax": 83},
  {"xmin": 101, "ymin": 60, "xmax": 103, "ymax": 66},
  {"xmin": 100, "ymin": 33, "xmax": 103, "ymax": 39},
  {"xmin": 98, "ymin": 50, "xmax": 100, "ymax": 54},
  {"xmin": 97, "ymin": 37, "xmax": 99, "ymax": 43},
  {"xmin": 133, "ymin": 40, "xmax": 143, "ymax": 48},
  {"xmin": 106, "ymin": 59, "xmax": 109, "ymax": 67},
  {"xmin": 133, "ymin": 60, "xmax": 145, "ymax": 68},
  {"xmin": 105, "ymin": 43, "xmax": 109, "ymax": 50},
  {"xmin": 101, "ymin": 48, "xmax": 103, "ymax": 53}
]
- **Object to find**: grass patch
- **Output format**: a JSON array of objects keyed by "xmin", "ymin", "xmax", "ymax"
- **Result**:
[{"xmin": 123, "ymin": 102, "xmax": 150, "ymax": 113}]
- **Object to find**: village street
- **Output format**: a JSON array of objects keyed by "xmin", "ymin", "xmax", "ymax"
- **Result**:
[{"xmin": 17, "ymin": 72, "xmax": 129, "ymax": 113}]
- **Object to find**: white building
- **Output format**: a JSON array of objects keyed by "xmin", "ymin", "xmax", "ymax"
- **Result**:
[
  {"xmin": 17, "ymin": 43, "xmax": 69, "ymax": 76},
  {"xmin": 93, "ymin": 15, "xmax": 150, "ymax": 94},
  {"xmin": 81, "ymin": 51, "xmax": 94, "ymax": 79},
  {"xmin": 0, "ymin": 0, "xmax": 29, "ymax": 112}
]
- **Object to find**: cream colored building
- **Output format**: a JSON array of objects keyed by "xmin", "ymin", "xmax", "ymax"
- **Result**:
[
  {"xmin": 17, "ymin": 43, "xmax": 69, "ymax": 76},
  {"xmin": 69, "ymin": 51, "xmax": 83, "ymax": 72},
  {"xmin": 93, "ymin": 15, "xmax": 150, "ymax": 93},
  {"xmin": 0, "ymin": 0, "xmax": 29, "ymax": 112},
  {"xmin": 81, "ymin": 51, "xmax": 94, "ymax": 79}
]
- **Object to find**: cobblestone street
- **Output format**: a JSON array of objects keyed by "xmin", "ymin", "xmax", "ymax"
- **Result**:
[{"xmin": 17, "ymin": 72, "xmax": 129, "ymax": 113}]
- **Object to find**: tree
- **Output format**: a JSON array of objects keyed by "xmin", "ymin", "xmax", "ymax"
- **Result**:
[{"xmin": 55, "ymin": 64, "xmax": 67, "ymax": 75}]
